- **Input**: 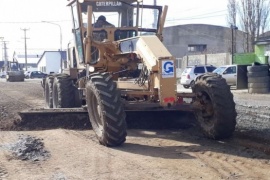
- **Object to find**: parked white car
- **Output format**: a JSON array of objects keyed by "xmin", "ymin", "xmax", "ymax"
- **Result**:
[
  {"xmin": 213, "ymin": 65, "xmax": 237, "ymax": 86},
  {"xmin": 0, "ymin": 71, "xmax": 6, "ymax": 78},
  {"xmin": 180, "ymin": 65, "xmax": 216, "ymax": 88}
]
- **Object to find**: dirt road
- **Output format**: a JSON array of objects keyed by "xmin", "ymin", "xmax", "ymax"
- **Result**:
[{"xmin": 0, "ymin": 79, "xmax": 270, "ymax": 180}]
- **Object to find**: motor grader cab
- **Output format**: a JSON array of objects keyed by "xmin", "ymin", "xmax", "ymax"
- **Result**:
[
  {"xmin": 20, "ymin": 0, "xmax": 237, "ymax": 147},
  {"xmin": 66, "ymin": 0, "xmax": 167, "ymax": 77}
]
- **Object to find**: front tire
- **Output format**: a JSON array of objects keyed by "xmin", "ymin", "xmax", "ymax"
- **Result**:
[
  {"xmin": 192, "ymin": 73, "xmax": 237, "ymax": 139},
  {"xmin": 52, "ymin": 74, "xmax": 75, "ymax": 108},
  {"xmin": 86, "ymin": 72, "xmax": 127, "ymax": 147}
]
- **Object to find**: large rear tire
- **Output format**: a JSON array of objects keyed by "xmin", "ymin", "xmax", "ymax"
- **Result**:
[
  {"xmin": 52, "ymin": 74, "xmax": 75, "ymax": 108},
  {"xmin": 247, "ymin": 71, "xmax": 268, "ymax": 77},
  {"xmin": 247, "ymin": 76, "xmax": 269, "ymax": 83},
  {"xmin": 248, "ymin": 87, "xmax": 269, "ymax": 94},
  {"xmin": 248, "ymin": 82, "xmax": 270, "ymax": 88},
  {"xmin": 247, "ymin": 65, "xmax": 269, "ymax": 72},
  {"xmin": 192, "ymin": 73, "xmax": 237, "ymax": 139},
  {"xmin": 86, "ymin": 72, "xmax": 127, "ymax": 147}
]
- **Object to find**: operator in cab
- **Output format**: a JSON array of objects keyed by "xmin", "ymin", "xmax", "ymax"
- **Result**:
[{"xmin": 94, "ymin": 15, "xmax": 115, "ymax": 28}]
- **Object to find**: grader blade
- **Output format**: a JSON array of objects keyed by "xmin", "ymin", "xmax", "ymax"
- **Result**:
[
  {"xmin": 18, "ymin": 108, "xmax": 90, "ymax": 129},
  {"xmin": 18, "ymin": 109, "xmax": 195, "ymax": 130}
]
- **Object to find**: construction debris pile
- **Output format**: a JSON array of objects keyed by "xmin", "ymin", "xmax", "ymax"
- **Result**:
[{"xmin": 9, "ymin": 135, "xmax": 50, "ymax": 161}]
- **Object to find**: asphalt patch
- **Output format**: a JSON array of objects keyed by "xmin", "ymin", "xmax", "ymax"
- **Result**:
[{"xmin": 8, "ymin": 134, "xmax": 50, "ymax": 161}]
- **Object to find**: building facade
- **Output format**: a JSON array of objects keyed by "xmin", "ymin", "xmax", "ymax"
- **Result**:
[
  {"xmin": 37, "ymin": 51, "xmax": 66, "ymax": 74},
  {"xmin": 163, "ymin": 24, "xmax": 250, "ymax": 59}
]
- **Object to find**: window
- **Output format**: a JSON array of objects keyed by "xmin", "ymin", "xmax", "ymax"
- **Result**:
[
  {"xmin": 188, "ymin": 44, "xmax": 207, "ymax": 52},
  {"xmin": 194, "ymin": 67, "xmax": 205, "ymax": 73},
  {"xmin": 225, "ymin": 66, "xmax": 236, "ymax": 74},
  {"xmin": 206, "ymin": 66, "xmax": 216, "ymax": 72}
]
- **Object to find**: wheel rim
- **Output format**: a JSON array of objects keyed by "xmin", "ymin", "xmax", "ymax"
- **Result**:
[
  {"xmin": 196, "ymin": 91, "xmax": 214, "ymax": 126},
  {"xmin": 89, "ymin": 92, "xmax": 103, "ymax": 134}
]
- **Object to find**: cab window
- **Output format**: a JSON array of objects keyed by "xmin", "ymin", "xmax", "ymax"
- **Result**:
[{"xmin": 225, "ymin": 66, "xmax": 236, "ymax": 74}]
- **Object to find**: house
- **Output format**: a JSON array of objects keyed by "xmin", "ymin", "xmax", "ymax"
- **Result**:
[{"xmin": 37, "ymin": 51, "xmax": 66, "ymax": 74}]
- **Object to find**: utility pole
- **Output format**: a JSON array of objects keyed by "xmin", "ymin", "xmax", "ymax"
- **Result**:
[
  {"xmin": 21, "ymin": 28, "xmax": 30, "ymax": 71},
  {"xmin": 246, "ymin": 33, "xmax": 249, "ymax": 53},
  {"xmin": 0, "ymin": 37, "xmax": 8, "ymax": 72},
  {"xmin": 3, "ymin": 41, "xmax": 8, "ymax": 72}
]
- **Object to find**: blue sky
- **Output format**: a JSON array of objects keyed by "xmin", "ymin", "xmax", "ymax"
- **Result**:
[{"xmin": 0, "ymin": 0, "xmax": 229, "ymax": 59}]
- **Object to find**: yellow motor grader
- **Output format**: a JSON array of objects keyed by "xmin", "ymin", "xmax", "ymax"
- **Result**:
[
  {"xmin": 20, "ymin": 0, "xmax": 236, "ymax": 146},
  {"xmin": 6, "ymin": 61, "xmax": 24, "ymax": 82}
]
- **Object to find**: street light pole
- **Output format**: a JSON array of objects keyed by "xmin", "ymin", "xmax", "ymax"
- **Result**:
[
  {"xmin": 41, "ymin": 21, "xmax": 63, "ymax": 72},
  {"xmin": 21, "ymin": 28, "xmax": 30, "ymax": 71},
  {"xmin": 42, "ymin": 21, "xmax": 62, "ymax": 51}
]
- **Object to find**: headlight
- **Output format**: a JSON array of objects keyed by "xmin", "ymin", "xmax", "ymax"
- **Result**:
[{"xmin": 89, "ymin": 66, "xmax": 95, "ymax": 72}]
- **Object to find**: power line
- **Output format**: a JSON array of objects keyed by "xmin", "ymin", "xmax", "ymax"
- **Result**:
[
  {"xmin": 0, "ymin": 20, "xmax": 71, "ymax": 24},
  {"xmin": 167, "ymin": 14, "xmax": 227, "ymax": 21},
  {"xmin": 167, "ymin": 10, "xmax": 226, "ymax": 21},
  {"xmin": 183, "ymin": 10, "xmax": 227, "ymax": 18}
]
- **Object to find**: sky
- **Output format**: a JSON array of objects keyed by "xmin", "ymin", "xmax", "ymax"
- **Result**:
[{"xmin": 0, "ymin": 0, "xmax": 229, "ymax": 60}]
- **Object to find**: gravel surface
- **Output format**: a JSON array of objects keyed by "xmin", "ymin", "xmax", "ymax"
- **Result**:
[
  {"xmin": 0, "ymin": 78, "xmax": 270, "ymax": 143},
  {"xmin": 0, "ymin": 79, "xmax": 270, "ymax": 179}
]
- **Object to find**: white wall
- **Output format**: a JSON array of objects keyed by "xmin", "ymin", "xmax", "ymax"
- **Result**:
[
  {"xmin": 45, "ymin": 52, "xmax": 61, "ymax": 74},
  {"xmin": 38, "ymin": 52, "xmax": 61, "ymax": 74},
  {"xmin": 37, "ymin": 55, "xmax": 47, "ymax": 72},
  {"xmin": 181, "ymin": 53, "xmax": 231, "ymax": 70}
]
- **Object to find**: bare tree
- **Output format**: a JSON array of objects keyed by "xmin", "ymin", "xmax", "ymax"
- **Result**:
[
  {"xmin": 260, "ymin": 1, "xmax": 270, "ymax": 35},
  {"xmin": 227, "ymin": 0, "xmax": 237, "ymax": 26},
  {"xmin": 227, "ymin": 0, "xmax": 238, "ymax": 54},
  {"xmin": 228, "ymin": 0, "xmax": 270, "ymax": 52}
]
